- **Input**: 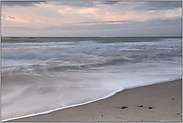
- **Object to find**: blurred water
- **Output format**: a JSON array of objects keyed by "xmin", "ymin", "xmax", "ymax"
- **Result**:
[{"xmin": 1, "ymin": 37, "xmax": 182, "ymax": 121}]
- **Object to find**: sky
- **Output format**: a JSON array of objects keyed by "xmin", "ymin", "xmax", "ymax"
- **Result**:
[{"xmin": 1, "ymin": 1, "xmax": 182, "ymax": 37}]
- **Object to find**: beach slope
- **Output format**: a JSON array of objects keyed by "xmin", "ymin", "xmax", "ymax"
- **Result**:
[{"xmin": 8, "ymin": 79, "xmax": 182, "ymax": 122}]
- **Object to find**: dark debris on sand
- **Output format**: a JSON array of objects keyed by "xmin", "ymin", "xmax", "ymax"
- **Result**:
[
  {"xmin": 121, "ymin": 106, "xmax": 128, "ymax": 109},
  {"xmin": 149, "ymin": 107, "xmax": 153, "ymax": 109}
]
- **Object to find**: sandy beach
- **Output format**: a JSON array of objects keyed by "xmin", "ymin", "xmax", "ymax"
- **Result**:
[{"xmin": 7, "ymin": 79, "xmax": 182, "ymax": 122}]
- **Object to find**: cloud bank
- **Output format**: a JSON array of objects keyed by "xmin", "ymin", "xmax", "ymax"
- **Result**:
[{"xmin": 1, "ymin": 1, "xmax": 182, "ymax": 37}]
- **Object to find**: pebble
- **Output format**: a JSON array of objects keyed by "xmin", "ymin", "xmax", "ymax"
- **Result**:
[
  {"xmin": 149, "ymin": 107, "xmax": 153, "ymax": 109},
  {"xmin": 121, "ymin": 106, "xmax": 128, "ymax": 109},
  {"xmin": 138, "ymin": 105, "xmax": 143, "ymax": 107},
  {"xmin": 172, "ymin": 97, "xmax": 174, "ymax": 100},
  {"xmin": 177, "ymin": 113, "xmax": 180, "ymax": 115}
]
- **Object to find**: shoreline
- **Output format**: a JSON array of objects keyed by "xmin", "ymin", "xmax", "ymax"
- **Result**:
[{"xmin": 6, "ymin": 79, "xmax": 182, "ymax": 122}]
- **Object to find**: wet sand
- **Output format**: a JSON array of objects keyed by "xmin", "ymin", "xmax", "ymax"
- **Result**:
[{"xmin": 8, "ymin": 79, "xmax": 182, "ymax": 122}]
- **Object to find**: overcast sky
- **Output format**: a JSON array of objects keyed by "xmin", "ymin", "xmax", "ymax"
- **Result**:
[{"xmin": 1, "ymin": 1, "xmax": 182, "ymax": 37}]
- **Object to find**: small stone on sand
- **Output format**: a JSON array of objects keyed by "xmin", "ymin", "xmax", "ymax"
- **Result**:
[
  {"xmin": 138, "ymin": 105, "xmax": 143, "ymax": 107},
  {"xmin": 177, "ymin": 113, "xmax": 180, "ymax": 115},
  {"xmin": 172, "ymin": 97, "xmax": 174, "ymax": 100},
  {"xmin": 149, "ymin": 107, "xmax": 153, "ymax": 109},
  {"xmin": 121, "ymin": 106, "xmax": 128, "ymax": 109}
]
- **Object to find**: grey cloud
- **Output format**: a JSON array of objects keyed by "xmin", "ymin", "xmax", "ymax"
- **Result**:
[
  {"xmin": 101, "ymin": 1, "xmax": 120, "ymax": 5},
  {"xmin": 1, "ymin": 1, "xmax": 46, "ymax": 7},
  {"xmin": 41, "ymin": 20, "xmax": 131, "ymax": 31},
  {"xmin": 56, "ymin": 1, "xmax": 181, "ymax": 10},
  {"xmin": 54, "ymin": 1, "xmax": 119, "ymax": 8},
  {"xmin": 55, "ymin": 1, "xmax": 95, "ymax": 8},
  {"xmin": 135, "ymin": 1, "xmax": 182, "ymax": 11},
  {"xmin": 9, "ymin": 16, "xmax": 15, "ymax": 19},
  {"xmin": 3, "ymin": 17, "xmax": 181, "ymax": 37},
  {"xmin": 41, "ymin": 17, "xmax": 181, "ymax": 31},
  {"xmin": 79, "ymin": 20, "xmax": 130, "ymax": 24},
  {"xmin": 4, "ymin": 26, "xmax": 37, "ymax": 30},
  {"xmin": 129, "ymin": 18, "xmax": 182, "ymax": 32}
]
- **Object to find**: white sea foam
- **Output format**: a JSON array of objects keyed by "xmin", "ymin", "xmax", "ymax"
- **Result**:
[{"xmin": 1, "ymin": 37, "xmax": 182, "ymax": 121}]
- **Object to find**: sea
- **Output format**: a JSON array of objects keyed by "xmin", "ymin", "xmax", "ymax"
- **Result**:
[{"xmin": 1, "ymin": 37, "xmax": 182, "ymax": 121}]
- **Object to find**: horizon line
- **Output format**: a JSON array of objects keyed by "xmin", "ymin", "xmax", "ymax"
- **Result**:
[{"xmin": 1, "ymin": 36, "xmax": 182, "ymax": 38}]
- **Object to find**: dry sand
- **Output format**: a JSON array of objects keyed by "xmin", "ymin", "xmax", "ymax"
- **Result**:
[{"xmin": 8, "ymin": 79, "xmax": 182, "ymax": 122}]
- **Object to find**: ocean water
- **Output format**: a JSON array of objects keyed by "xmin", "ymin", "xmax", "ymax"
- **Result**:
[{"xmin": 1, "ymin": 37, "xmax": 182, "ymax": 121}]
